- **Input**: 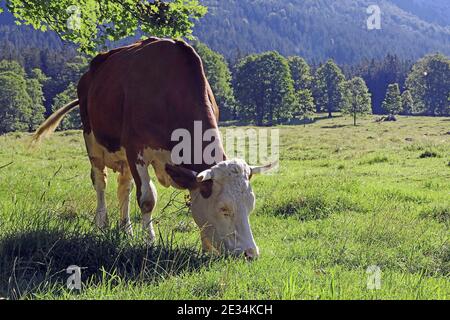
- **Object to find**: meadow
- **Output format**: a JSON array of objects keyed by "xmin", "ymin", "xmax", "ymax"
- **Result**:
[{"xmin": 0, "ymin": 115, "xmax": 449, "ymax": 300}]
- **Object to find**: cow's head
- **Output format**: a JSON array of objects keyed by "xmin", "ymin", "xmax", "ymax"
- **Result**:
[{"xmin": 166, "ymin": 159, "xmax": 275, "ymax": 259}]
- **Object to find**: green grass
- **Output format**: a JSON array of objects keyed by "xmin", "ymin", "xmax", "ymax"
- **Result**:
[{"xmin": 0, "ymin": 115, "xmax": 449, "ymax": 300}]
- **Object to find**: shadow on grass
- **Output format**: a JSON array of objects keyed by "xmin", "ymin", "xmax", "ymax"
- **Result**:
[
  {"xmin": 262, "ymin": 193, "xmax": 363, "ymax": 222},
  {"xmin": 218, "ymin": 114, "xmax": 342, "ymax": 128},
  {"xmin": 320, "ymin": 124, "xmax": 348, "ymax": 129},
  {"xmin": 0, "ymin": 229, "xmax": 213, "ymax": 299}
]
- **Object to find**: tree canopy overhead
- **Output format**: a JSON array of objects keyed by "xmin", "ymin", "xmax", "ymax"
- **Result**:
[{"xmin": 5, "ymin": 0, "xmax": 207, "ymax": 55}]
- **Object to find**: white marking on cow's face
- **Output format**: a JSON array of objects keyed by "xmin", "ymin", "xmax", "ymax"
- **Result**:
[{"xmin": 190, "ymin": 159, "xmax": 259, "ymax": 258}]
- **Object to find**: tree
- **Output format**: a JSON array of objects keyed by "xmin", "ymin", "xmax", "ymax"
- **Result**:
[
  {"xmin": 52, "ymin": 83, "xmax": 81, "ymax": 130},
  {"xmin": 295, "ymin": 89, "xmax": 315, "ymax": 125},
  {"xmin": 193, "ymin": 42, "xmax": 236, "ymax": 120},
  {"xmin": 43, "ymin": 55, "xmax": 88, "ymax": 115},
  {"xmin": 313, "ymin": 59, "xmax": 346, "ymax": 118},
  {"xmin": 356, "ymin": 55, "xmax": 412, "ymax": 114},
  {"xmin": 0, "ymin": 60, "xmax": 27, "ymax": 78},
  {"xmin": 401, "ymin": 90, "xmax": 414, "ymax": 115},
  {"xmin": 26, "ymin": 68, "xmax": 47, "ymax": 131},
  {"xmin": 382, "ymin": 83, "xmax": 402, "ymax": 115},
  {"xmin": 288, "ymin": 56, "xmax": 312, "ymax": 91},
  {"xmin": 341, "ymin": 77, "xmax": 372, "ymax": 126},
  {"xmin": 405, "ymin": 54, "xmax": 450, "ymax": 116},
  {"xmin": 6, "ymin": 0, "xmax": 207, "ymax": 55},
  {"xmin": 0, "ymin": 71, "xmax": 33, "ymax": 133},
  {"xmin": 234, "ymin": 51, "xmax": 296, "ymax": 126}
]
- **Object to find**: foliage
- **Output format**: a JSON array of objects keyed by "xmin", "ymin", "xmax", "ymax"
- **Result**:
[
  {"xmin": 26, "ymin": 68, "xmax": 47, "ymax": 130},
  {"xmin": 401, "ymin": 90, "xmax": 414, "ymax": 115},
  {"xmin": 405, "ymin": 54, "xmax": 450, "ymax": 116},
  {"xmin": 348, "ymin": 54, "xmax": 412, "ymax": 114},
  {"xmin": 382, "ymin": 83, "xmax": 402, "ymax": 115},
  {"xmin": 5, "ymin": 0, "xmax": 207, "ymax": 55},
  {"xmin": 341, "ymin": 77, "xmax": 372, "ymax": 126},
  {"xmin": 43, "ymin": 55, "xmax": 88, "ymax": 115},
  {"xmin": 313, "ymin": 59, "xmax": 346, "ymax": 118},
  {"xmin": 52, "ymin": 83, "xmax": 80, "ymax": 130},
  {"xmin": 0, "ymin": 71, "xmax": 32, "ymax": 133},
  {"xmin": 234, "ymin": 51, "xmax": 296, "ymax": 126},
  {"xmin": 0, "ymin": 60, "xmax": 46, "ymax": 133},
  {"xmin": 193, "ymin": 42, "xmax": 235, "ymax": 120},
  {"xmin": 288, "ymin": 56, "xmax": 312, "ymax": 91},
  {"xmin": 294, "ymin": 89, "xmax": 315, "ymax": 122}
]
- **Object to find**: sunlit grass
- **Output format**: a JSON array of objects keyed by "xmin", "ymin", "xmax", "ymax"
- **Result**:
[{"xmin": 0, "ymin": 115, "xmax": 449, "ymax": 299}]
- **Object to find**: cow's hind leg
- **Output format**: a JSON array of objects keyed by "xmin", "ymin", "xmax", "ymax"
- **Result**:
[
  {"xmin": 117, "ymin": 167, "xmax": 134, "ymax": 235},
  {"xmin": 91, "ymin": 165, "xmax": 108, "ymax": 229},
  {"xmin": 127, "ymin": 151, "xmax": 157, "ymax": 242},
  {"xmin": 84, "ymin": 133, "xmax": 109, "ymax": 229}
]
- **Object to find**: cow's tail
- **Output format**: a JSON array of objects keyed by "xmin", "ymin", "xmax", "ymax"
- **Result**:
[{"xmin": 31, "ymin": 99, "xmax": 80, "ymax": 145}]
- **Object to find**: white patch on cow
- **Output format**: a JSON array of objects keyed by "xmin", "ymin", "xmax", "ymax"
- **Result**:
[
  {"xmin": 91, "ymin": 166, "xmax": 108, "ymax": 229},
  {"xmin": 189, "ymin": 159, "xmax": 259, "ymax": 257},
  {"xmin": 84, "ymin": 132, "xmax": 131, "ymax": 230},
  {"xmin": 141, "ymin": 147, "xmax": 174, "ymax": 188},
  {"xmin": 136, "ymin": 155, "xmax": 157, "ymax": 208},
  {"xmin": 136, "ymin": 153, "xmax": 158, "ymax": 241},
  {"xmin": 142, "ymin": 213, "xmax": 156, "ymax": 242},
  {"xmin": 84, "ymin": 132, "xmax": 129, "ymax": 174}
]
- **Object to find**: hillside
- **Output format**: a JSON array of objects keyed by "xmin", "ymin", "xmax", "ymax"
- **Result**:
[
  {"xmin": 194, "ymin": 0, "xmax": 450, "ymax": 63},
  {"xmin": 390, "ymin": 0, "xmax": 450, "ymax": 27},
  {"xmin": 0, "ymin": 0, "xmax": 449, "ymax": 64}
]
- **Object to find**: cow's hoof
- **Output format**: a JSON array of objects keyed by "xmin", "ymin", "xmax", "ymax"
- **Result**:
[
  {"xmin": 95, "ymin": 212, "xmax": 109, "ymax": 230},
  {"xmin": 143, "ymin": 228, "xmax": 156, "ymax": 245},
  {"xmin": 120, "ymin": 221, "xmax": 134, "ymax": 236},
  {"xmin": 144, "ymin": 235, "xmax": 155, "ymax": 246}
]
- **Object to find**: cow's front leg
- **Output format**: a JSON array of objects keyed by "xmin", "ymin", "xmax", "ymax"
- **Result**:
[
  {"xmin": 127, "ymin": 151, "xmax": 157, "ymax": 242},
  {"xmin": 90, "ymin": 165, "xmax": 108, "ymax": 229},
  {"xmin": 117, "ymin": 167, "xmax": 134, "ymax": 235}
]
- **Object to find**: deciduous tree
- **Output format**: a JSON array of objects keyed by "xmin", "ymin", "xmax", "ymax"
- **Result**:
[
  {"xmin": 5, "ymin": 0, "xmax": 207, "ymax": 55},
  {"xmin": 405, "ymin": 54, "xmax": 450, "ymax": 116},
  {"xmin": 288, "ymin": 56, "xmax": 312, "ymax": 91},
  {"xmin": 313, "ymin": 59, "xmax": 346, "ymax": 118},
  {"xmin": 234, "ymin": 51, "xmax": 296, "ymax": 126},
  {"xmin": 341, "ymin": 77, "xmax": 372, "ymax": 126},
  {"xmin": 193, "ymin": 42, "xmax": 236, "ymax": 120},
  {"xmin": 0, "ymin": 71, "xmax": 33, "ymax": 133}
]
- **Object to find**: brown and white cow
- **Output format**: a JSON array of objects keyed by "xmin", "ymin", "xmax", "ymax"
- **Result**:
[{"xmin": 33, "ymin": 38, "xmax": 274, "ymax": 259}]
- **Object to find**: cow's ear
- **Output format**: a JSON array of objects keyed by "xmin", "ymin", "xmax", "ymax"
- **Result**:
[{"xmin": 165, "ymin": 164, "xmax": 198, "ymax": 190}]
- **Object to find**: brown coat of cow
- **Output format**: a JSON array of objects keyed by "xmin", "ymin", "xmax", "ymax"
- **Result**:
[
  {"xmin": 79, "ymin": 37, "xmax": 223, "ymax": 169},
  {"xmin": 32, "ymin": 39, "xmax": 264, "ymax": 258}
]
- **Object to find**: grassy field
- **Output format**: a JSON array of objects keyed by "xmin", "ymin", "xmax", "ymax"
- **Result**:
[{"xmin": 0, "ymin": 115, "xmax": 449, "ymax": 300}]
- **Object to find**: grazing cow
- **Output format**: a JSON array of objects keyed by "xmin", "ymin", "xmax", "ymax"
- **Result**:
[{"xmin": 33, "ymin": 38, "xmax": 274, "ymax": 259}]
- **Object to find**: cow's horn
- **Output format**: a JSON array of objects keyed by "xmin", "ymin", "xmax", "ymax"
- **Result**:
[
  {"xmin": 250, "ymin": 161, "xmax": 278, "ymax": 175},
  {"xmin": 197, "ymin": 169, "xmax": 213, "ymax": 182}
]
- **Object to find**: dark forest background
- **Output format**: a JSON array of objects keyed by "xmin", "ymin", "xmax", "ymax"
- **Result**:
[{"xmin": 0, "ymin": 0, "xmax": 449, "ymax": 132}]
